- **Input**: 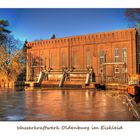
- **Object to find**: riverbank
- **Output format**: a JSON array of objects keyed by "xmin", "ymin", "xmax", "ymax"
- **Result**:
[
  {"xmin": 0, "ymin": 81, "xmax": 128, "ymax": 91},
  {"xmin": 0, "ymin": 81, "xmax": 26, "ymax": 88},
  {"xmin": 105, "ymin": 83, "xmax": 128, "ymax": 91}
]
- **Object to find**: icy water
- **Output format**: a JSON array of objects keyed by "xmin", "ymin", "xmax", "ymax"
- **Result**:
[{"xmin": 0, "ymin": 88, "xmax": 136, "ymax": 121}]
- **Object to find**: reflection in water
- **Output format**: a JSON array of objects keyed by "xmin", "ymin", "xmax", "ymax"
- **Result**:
[{"xmin": 0, "ymin": 88, "xmax": 136, "ymax": 121}]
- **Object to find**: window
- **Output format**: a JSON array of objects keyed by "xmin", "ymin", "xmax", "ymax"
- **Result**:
[
  {"xmin": 50, "ymin": 52, "xmax": 55, "ymax": 67},
  {"xmin": 41, "ymin": 56, "xmax": 46, "ymax": 66},
  {"xmin": 115, "ymin": 68, "xmax": 119, "ymax": 73},
  {"xmin": 122, "ymin": 48, "xmax": 127, "ymax": 63},
  {"xmin": 114, "ymin": 48, "xmax": 119, "ymax": 62},
  {"xmin": 86, "ymin": 49, "xmax": 91, "ymax": 66},
  {"xmin": 122, "ymin": 68, "xmax": 127, "ymax": 73},
  {"xmin": 62, "ymin": 52, "xmax": 66, "ymax": 66},
  {"xmin": 100, "ymin": 49, "xmax": 104, "ymax": 64},
  {"xmin": 31, "ymin": 56, "xmax": 37, "ymax": 66},
  {"xmin": 73, "ymin": 51, "xmax": 77, "ymax": 66}
]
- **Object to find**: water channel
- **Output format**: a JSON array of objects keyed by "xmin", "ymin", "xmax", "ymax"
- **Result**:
[{"xmin": 0, "ymin": 88, "xmax": 137, "ymax": 121}]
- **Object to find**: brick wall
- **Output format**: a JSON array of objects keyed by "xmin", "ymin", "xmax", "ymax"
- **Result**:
[{"xmin": 26, "ymin": 28, "xmax": 137, "ymax": 83}]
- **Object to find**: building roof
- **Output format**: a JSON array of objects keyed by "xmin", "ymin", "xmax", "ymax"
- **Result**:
[{"xmin": 26, "ymin": 28, "xmax": 136, "ymax": 47}]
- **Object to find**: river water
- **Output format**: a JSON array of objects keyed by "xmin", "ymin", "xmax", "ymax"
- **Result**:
[{"xmin": 0, "ymin": 88, "xmax": 136, "ymax": 121}]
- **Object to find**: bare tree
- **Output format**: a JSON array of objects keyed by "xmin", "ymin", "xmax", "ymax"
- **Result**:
[
  {"xmin": 125, "ymin": 9, "xmax": 140, "ymax": 27},
  {"xmin": 0, "ymin": 20, "xmax": 11, "ymax": 45},
  {"xmin": 0, "ymin": 19, "xmax": 26, "ymax": 83}
]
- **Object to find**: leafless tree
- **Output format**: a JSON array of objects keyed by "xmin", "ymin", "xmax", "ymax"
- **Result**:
[
  {"xmin": 125, "ymin": 9, "xmax": 140, "ymax": 27},
  {"xmin": 0, "ymin": 19, "xmax": 26, "ymax": 83}
]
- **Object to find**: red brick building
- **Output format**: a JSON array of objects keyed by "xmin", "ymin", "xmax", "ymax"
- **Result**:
[{"xmin": 26, "ymin": 28, "xmax": 137, "ymax": 85}]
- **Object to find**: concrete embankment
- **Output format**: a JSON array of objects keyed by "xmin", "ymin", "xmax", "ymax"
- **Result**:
[
  {"xmin": 0, "ymin": 81, "xmax": 128, "ymax": 91},
  {"xmin": 0, "ymin": 82, "xmax": 15, "ymax": 87},
  {"xmin": 0, "ymin": 81, "xmax": 26, "ymax": 87},
  {"xmin": 105, "ymin": 83, "xmax": 128, "ymax": 91}
]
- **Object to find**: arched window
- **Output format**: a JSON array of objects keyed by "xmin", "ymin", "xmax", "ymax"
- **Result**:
[
  {"xmin": 62, "ymin": 52, "xmax": 66, "ymax": 66},
  {"xmin": 73, "ymin": 51, "xmax": 77, "ymax": 66},
  {"xmin": 114, "ymin": 48, "xmax": 119, "ymax": 62},
  {"xmin": 122, "ymin": 48, "xmax": 127, "ymax": 63},
  {"xmin": 86, "ymin": 49, "xmax": 91, "ymax": 66},
  {"xmin": 50, "ymin": 52, "xmax": 55, "ymax": 67},
  {"xmin": 31, "ymin": 56, "xmax": 37, "ymax": 66},
  {"xmin": 41, "ymin": 55, "xmax": 46, "ymax": 66},
  {"xmin": 100, "ymin": 49, "xmax": 105, "ymax": 64}
]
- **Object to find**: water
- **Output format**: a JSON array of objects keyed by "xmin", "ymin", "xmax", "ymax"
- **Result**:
[{"xmin": 0, "ymin": 88, "xmax": 136, "ymax": 121}]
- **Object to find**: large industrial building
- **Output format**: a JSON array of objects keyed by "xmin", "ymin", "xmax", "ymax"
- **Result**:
[{"xmin": 26, "ymin": 28, "xmax": 139, "ymax": 87}]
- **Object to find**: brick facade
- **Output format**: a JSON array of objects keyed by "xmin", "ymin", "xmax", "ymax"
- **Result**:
[{"xmin": 26, "ymin": 28, "xmax": 137, "ymax": 84}]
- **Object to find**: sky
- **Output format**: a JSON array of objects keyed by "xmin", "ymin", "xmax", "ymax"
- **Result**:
[{"xmin": 0, "ymin": 8, "xmax": 130, "ymax": 42}]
